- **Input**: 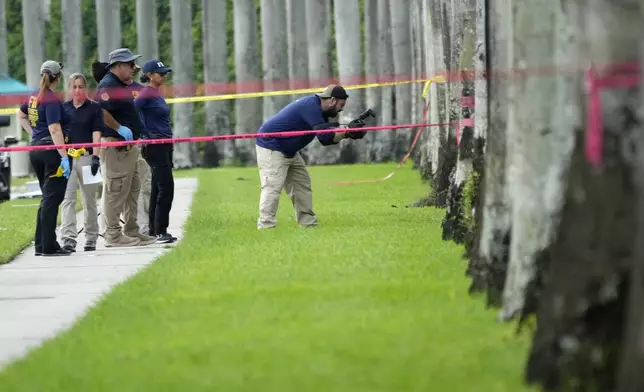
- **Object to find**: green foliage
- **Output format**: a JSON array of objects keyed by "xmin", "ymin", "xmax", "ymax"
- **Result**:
[
  {"xmin": 460, "ymin": 170, "xmax": 481, "ymax": 233},
  {"xmin": 6, "ymin": 0, "xmax": 24, "ymax": 82}
]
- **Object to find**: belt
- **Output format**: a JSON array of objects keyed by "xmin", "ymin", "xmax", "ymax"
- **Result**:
[
  {"xmin": 30, "ymin": 136, "xmax": 53, "ymax": 146},
  {"xmin": 102, "ymin": 137, "xmax": 132, "ymax": 151}
]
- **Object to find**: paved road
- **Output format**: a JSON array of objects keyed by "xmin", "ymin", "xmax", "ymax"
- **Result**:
[{"xmin": 0, "ymin": 177, "xmax": 198, "ymax": 370}]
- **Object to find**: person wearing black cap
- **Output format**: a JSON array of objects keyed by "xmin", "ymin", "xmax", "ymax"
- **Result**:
[
  {"xmin": 95, "ymin": 48, "xmax": 156, "ymax": 247},
  {"xmin": 134, "ymin": 59, "xmax": 177, "ymax": 244},
  {"xmin": 255, "ymin": 84, "xmax": 366, "ymax": 229},
  {"xmin": 16, "ymin": 60, "xmax": 72, "ymax": 256},
  {"xmin": 127, "ymin": 64, "xmax": 154, "ymax": 238}
]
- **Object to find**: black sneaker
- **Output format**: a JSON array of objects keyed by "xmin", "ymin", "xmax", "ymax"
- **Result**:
[
  {"xmin": 42, "ymin": 248, "xmax": 72, "ymax": 257},
  {"xmin": 156, "ymin": 233, "xmax": 177, "ymax": 243},
  {"xmin": 84, "ymin": 244, "xmax": 96, "ymax": 251}
]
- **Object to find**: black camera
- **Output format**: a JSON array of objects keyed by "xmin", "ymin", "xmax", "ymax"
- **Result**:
[
  {"xmin": 358, "ymin": 108, "xmax": 376, "ymax": 121},
  {"xmin": 346, "ymin": 108, "xmax": 376, "ymax": 140}
]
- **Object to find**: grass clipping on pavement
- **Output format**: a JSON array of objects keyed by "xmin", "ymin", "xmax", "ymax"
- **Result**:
[{"xmin": 0, "ymin": 164, "xmax": 534, "ymax": 391}]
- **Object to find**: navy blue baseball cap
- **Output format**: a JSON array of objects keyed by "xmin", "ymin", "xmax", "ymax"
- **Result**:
[{"xmin": 142, "ymin": 59, "xmax": 172, "ymax": 75}]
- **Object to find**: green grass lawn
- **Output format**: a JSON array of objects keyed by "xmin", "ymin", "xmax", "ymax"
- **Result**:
[
  {"xmin": 0, "ymin": 193, "xmax": 82, "ymax": 264},
  {"xmin": 0, "ymin": 163, "xmax": 535, "ymax": 392}
]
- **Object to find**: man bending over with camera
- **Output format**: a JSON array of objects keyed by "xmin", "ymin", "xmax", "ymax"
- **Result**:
[{"xmin": 255, "ymin": 85, "xmax": 372, "ymax": 230}]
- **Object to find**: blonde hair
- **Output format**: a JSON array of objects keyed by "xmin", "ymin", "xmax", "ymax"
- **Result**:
[
  {"xmin": 37, "ymin": 72, "xmax": 61, "ymax": 103},
  {"xmin": 67, "ymin": 73, "xmax": 88, "ymax": 100}
]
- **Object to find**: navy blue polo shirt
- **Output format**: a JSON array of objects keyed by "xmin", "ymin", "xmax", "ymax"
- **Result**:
[
  {"xmin": 134, "ymin": 86, "xmax": 172, "ymax": 139},
  {"xmin": 256, "ymin": 95, "xmax": 337, "ymax": 158},
  {"xmin": 62, "ymin": 99, "xmax": 103, "ymax": 152},
  {"xmin": 95, "ymin": 72, "xmax": 144, "ymax": 140},
  {"xmin": 128, "ymin": 81, "xmax": 144, "ymax": 97},
  {"xmin": 19, "ymin": 89, "xmax": 68, "ymax": 142}
]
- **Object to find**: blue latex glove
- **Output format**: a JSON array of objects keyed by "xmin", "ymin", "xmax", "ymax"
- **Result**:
[
  {"xmin": 60, "ymin": 157, "xmax": 71, "ymax": 179},
  {"xmin": 116, "ymin": 125, "xmax": 133, "ymax": 141}
]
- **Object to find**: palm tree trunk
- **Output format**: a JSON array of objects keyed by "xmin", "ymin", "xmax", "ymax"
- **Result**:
[
  {"xmin": 333, "ymin": 0, "xmax": 365, "ymax": 164},
  {"xmin": 0, "ymin": 0, "xmax": 8, "ymax": 74},
  {"xmin": 469, "ymin": 0, "xmax": 511, "ymax": 303},
  {"xmin": 136, "ymin": 0, "xmax": 158, "ymax": 59},
  {"xmin": 233, "ymin": 0, "xmax": 262, "ymax": 165},
  {"xmin": 363, "ymin": 0, "xmax": 381, "ymax": 162},
  {"xmin": 389, "ymin": 0, "xmax": 413, "ymax": 159},
  {"xmin": 22, "ymin": 0, "xmax": 45, "ymax": 88},
  {"xmin": 61, "ymin": 0, "xmax": 82, "ymax": 82},
  {"xmin": 523, "ymin": 1, "xmax": 636, "ymax": 390},
  {"xmin": 441, "ymin": 0, "xmax": 476, "ymax": 245},
  {"xmin": 286, "ymin": 0, "xmax": 308, "ymax": 101},
  {"xmin": 374, "ymin": 0, "xmax": 394, "ymax": 163},
  {"xmin": 202, "ymin": 0, "xmax": 234, "ymax": 167},
  {"xmin": 301, "ymin": 0, "xmax": 336, "ymax": 165},
  {"xmin": 170, "ymin": 0, "xmax": 195, "ymax": 169},
  {"xmin": 500, "ymin": 0, "xmax": 574, "ymax": 322},
  {"xmin": 95, "ymin": 0, "xmax": 121, "ymax": 62},
  {"xmin": 260, "ymin": 0, "xmax": 289, "ymax": 120}
]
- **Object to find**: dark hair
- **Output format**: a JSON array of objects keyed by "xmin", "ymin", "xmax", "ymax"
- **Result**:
[
  {"xmin": 140, "ymin": 74, "xmax": 150, "ymax": 83},
  {"xmin": 91, "ymin": 60, "xmax": 109, "ymax": 83}
]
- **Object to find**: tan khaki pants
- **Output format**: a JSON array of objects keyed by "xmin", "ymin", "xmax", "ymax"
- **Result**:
[
  {"xmin": 98, "ymin": 147, "xmax": 151, "ymax": 235},
  {"xmin": 99, "ymin": 140, "xmax": 142, "ymax": 241},
  {"xmin": 60, "ymin": 154, "xmax": 99, "ymax": 246},
  {"xmin": 256, "ymin": 145, "xmax": 317, "ymax": 229}
]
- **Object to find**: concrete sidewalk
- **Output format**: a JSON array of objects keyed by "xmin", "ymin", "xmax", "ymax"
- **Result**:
[{"xmin": 0, "ymin": 177, "xmax": 198, "ymax": 370}]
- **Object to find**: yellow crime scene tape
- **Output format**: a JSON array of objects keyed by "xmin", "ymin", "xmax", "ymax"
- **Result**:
[{"xmin": 0, "ymin": 76, "xmax": 445, "ymax": 115}]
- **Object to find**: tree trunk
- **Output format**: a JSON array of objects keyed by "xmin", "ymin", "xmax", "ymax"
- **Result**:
[
  {"xmin": 286, "ymin": 0, "xmax": 308, "ymax": 101},
  {"xmin": 22, "ymin": 0, "xmax": 45, "ymax": 88},
  {"xmin": 0, "ymin": 0, "xmax": 8, "ymax": 74},
  {"xmin": 61, "ymin": 0, "xmax": 82, "ymax": 83},
  {"xmin": 373, "ymin": 0, "xmax": 394, "ymax": 163},
  {"xmin": 202, "ymin": 0, "xmax": 233, "ymax": 167},
  {"xmin": 301, "ymin": 0, "xmax": 337, "ymax": 165},
  {"xmin": 233, "ymin": 0, "xmax": 262, "ymax": 165},
  {"xmin": 136, "ymin": 0, "xmax": 159, "ymax": 59},
  {"xmin": 500, "ymin": 0, "xmax": 575, "ymax": 322},
  {"xmin": 425, "ymin": 0, "xmax": 457, "ymax": 208},
  {"xmin": 95, "ymin": 0, "xmax": 121, "ymax": 62},
  {"xmin": 525, "ymin": 2, "xmax": 641, "ymax": 390},
  {"xmin": 409, "ymin": 0, "xmax": 423, "ymax": 126},
  {"xmin": 468, "ymin": 0, "xmax": 511, "ymax": 304},
  {"xmin": 615, "ymin": 30, "xmax": 644, "ymax": 391},
  {"xmin": 616, "ymin": 122, "xmax": 644, "ymax": 391},
  {"xmin": 418, "ymin": 0, "xmax": 441, "ymax": 187},
  {"xmin": 260, "ymin": 0, "xmax": 289, "ymax": 120},
  {"xmin": 363, "ymin": 0, "xmax": 381, "ymax": 163},
  {"xmin": 170, "ymin": 0, "xmax": 195, "ymax": 169},
  {"xmin": 409, "ymin": 0, "xmax": 426, "ymax": 170},
  {"xmin": 458, "ymin": 0, "xmax": 488, "ymax": 279},
  {"xmin": 333, "ymin": 0, "xmax": 365, "ymax": 164},
  {"xmin": 441, "ymin": 0, "xmax": 476, "ymax": 246},
  {"xmin": 389, "ymin": 0, "xmax": 413, "ymax": 159}
]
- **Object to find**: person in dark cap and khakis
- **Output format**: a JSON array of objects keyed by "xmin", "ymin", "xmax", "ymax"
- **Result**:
[
  {"xmin": 95, "ymin": 48, "xmax": 156, "ymax": 247},
  {"xmin": 254, "ymin": 84, "xmax": 367, "ymax": 230},
  {"xmin": 93, "ymin": 60, "xmax": 153, "ymax": 238}
]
